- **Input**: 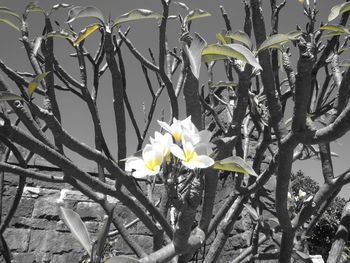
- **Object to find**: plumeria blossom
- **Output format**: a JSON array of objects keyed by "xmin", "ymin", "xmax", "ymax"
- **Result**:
[
  {"xmin": 125, "ymin": 144, "xmax": 164, "ymax": 178},
  {"xmin": 185, "ymin": 129, "xmax": 215, "ymax": 156},
  {"xmin": 150, "ymin": 131, "xmax": 173, "ymax": 161},
  {"xmin": 170, "ymin": 133, "xmax": 214, "ymax": 169},
  {"xmin": 298, "ymin": 189, "xmax": 306, "ymax": 198},
  {"xmin": 157, "ymin": 116, "xmax": 198, "ymax": 141}
]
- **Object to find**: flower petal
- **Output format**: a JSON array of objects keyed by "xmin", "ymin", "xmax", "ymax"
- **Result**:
[
  {"xmin": 191, "ymin": 155, "xmax": 214, "ymax": 168},
  {"xmin": 170, "ymin": 144, "xmax": 186, "ymax": 160},
  {"xmin": 125, "ymin": 157, "xmax": 144, "ymax": 172},
  {"xmin": 157, "ymin": 120, "xmax": 173, "ymax": 134}
]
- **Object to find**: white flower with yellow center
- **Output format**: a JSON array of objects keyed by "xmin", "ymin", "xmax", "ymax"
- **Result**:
[
  {"xmin": 157, "ymin": 116, "xmax": 198, "ymax": 141},
  {"xmin": 125, "ymin": 144, "xmax": 163, "ymax": 178},
  {"xmin": 150, "ymin": 131, "xmax": 172, "ymax": 161},
  {"xmin": 298, "ymin": 189, "xmax": 306, "ymax": 198},
  {"xmin": 170, "ymin": 133, "xmax": 214, "ymax": 169}
]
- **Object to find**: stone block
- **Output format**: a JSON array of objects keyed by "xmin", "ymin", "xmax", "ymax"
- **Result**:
[
  {"xmin": 28, "ymin": 230, "xmax": 84, "ymax": 254},
  {"xmin": 4, "ymin": 228, "xmax": 30, "ymax": 252},
  {"xmin": 113, "ymin": 234, "xmax": 153, "ymax": 255},
  {"xmin": 85, "ymin": 221, "xmax": 103, "ymax": 234},
  {"xmin": 60, "ymin": 189, "xmax": 90, "ymax": 202},
  {"xmin": 11, "ymin": 217, "xmax": 56, "ymax": 230},
  {"xmin": 12, "ymin": 252, "xmax": 36, "ymax": 263},
  {"xmin": 76, "ymin": 201, "xmax": 105, "ymax": 220},
  {"xmin": 15, "ymin": 198, "xmax": 35, "ymax": 218},
  {"xmin": 52, "ymin": 252, "xmax": 85, "ymax": 263},
  {"xmin": 224, "ymin": 234, "xmax": 248, "ymax": 251},
  {"xmin": 32, "ymin": 195, "xmax": 61, "ymax": 220}
]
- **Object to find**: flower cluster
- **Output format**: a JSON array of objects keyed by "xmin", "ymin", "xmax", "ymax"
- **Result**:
[{"xmin": 125, "ymin": 116, "xmax": 215, "ymax": 178}]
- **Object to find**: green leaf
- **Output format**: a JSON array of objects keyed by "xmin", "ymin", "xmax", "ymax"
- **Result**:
[
  {"xmin": 0, "ymin": 18, "xmax": 19, "ymax": 31},
  {"xmin": 243, "ymin": 204, "xmax": 259, "ymax": 221},
  {"xmin": 202, "ymin": 54, "xmax": 227, "ymax": 63},
  {"xmin": 174, "ymin": 2, "xmax": 189, "ymax": 11},
  {"xmin": 210, "ymin": 81, "xmax": 238, "ymax": 88},
  {"xmin": 104, "ymin": 256, "xmax": 140, "ymax": 263},
  {"xmin": 93, "ymin": 216, "xmax": 112, "ymax": 263},
  {"xmin": 113, "ymin": 9, "xmax": 162, "ymax": 26},
  {"xmin": 328, "ymin": 2, "xmax": 350, "ymax": 22},
  {"xmin": 213, "ymin": 156, "xmax": 258, "ymax": 176},
  {"xmin": 184, "ymin": 8, "xmax": 211, "ymax": 24},
  {"xmin": 28, "ymin": 72, "xmax": 51, "ymax": 97},
  {"xmin": 27, "ymin": 7, "xmax": 46, "ymax": 14},
  {"xmin": 46, "ymin": 30, "xmax": 74, "ymax": 40},
  {"xmin": 202, "ymin": 43, "xmax": 262, "ymax": 70},
  {"xmin": 322, "ymin": 32, "xmax": 348, "ymax": 38},
  {"xmin": 73, "ymin": 24, "xmax": 101, "ymax": 46},
  {"xmin": 226, "ymin": 31, "xmax": 253, "ymax": 50},
  {"xmin": 0, "ymin": 91, "xmax": 23, "ymax": 102},
  {"xmin": 320, "ymin": 24, "xmax": 350, "ymax": 34},
  {"xmin": 257, "ymin": 31, "xmax": 302, "ymax": 53},
  {"xmin": 183, "ymin": 32, "xmax": 207, "ymax": 79},
  {"xmin": 67, "ymin": 6, "xmax": 105, "ymax": 24},
  {"xmin": 0, "ymin": 7, "xmax": 21, "ymax": 21},
  {"xmin": 59, "ymin": 207, "xmax": 92, "ymax": 256},
  {"xmin": 51, "ymin": 3, "xmax": 72, "ymax": 12},
  {"xmin": 216, "ymin": 31, "xmax": 230, "ymax": 45}
]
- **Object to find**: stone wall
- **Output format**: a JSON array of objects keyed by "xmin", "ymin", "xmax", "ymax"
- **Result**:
[{"xmin": 0, "ymin": 167, "xmax": 274, "ymax": 263}]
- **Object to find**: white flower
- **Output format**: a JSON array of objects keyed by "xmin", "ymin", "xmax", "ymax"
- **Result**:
[
  {"xmin": 298, "ymin": 189, "xmax": 306, "ymax": 198},
  {"xmin": 157, "ymin": 116, "xmax": 198, "ymax": 141},
  {"xmin": 125, "ymin": 144, "xmax": 163, "ymax": 178},
  {"xmin": 170, "ymin": 133, "xmax": 214, "ymax": 169},
  {"xmin": 185, "ymin": 129, "xmax": 214, "ymax": 156},
  {"xmin": 150, "ymin": 131, "xmax": 172, "ymax": 160}
]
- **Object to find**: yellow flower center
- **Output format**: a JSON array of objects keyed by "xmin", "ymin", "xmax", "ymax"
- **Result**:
[
  {"xmin": 145, "ymin": 157, "xmax": 163, "ymax": 171},
  {"xmin": 184, "ymin": 148, "xmax": 197, "ymax": 163},
  {"xmin": 173, "ymin": 133, "xmax": 182, "ymax": 141}
]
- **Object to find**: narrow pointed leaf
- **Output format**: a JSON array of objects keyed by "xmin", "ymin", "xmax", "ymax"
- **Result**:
[
  {"xmin": 226, "ymin": 31, "xmax": 253, "ymax": 50},
  {"xmin": 28, "ymin": 72, "xmax": 51, "ymax": 96},
  {"xmin": 339, "ymin": 2, "xmax": 350, "ymax": 17},
  {"xmin": 93, "ymin": 216, "xmax": 111, "ymax": 262},
  {"xmin": 0, "ymin": 18, "xmax": 19, "ymax": 31},
  {"xmin": 104, "ymin": 256, "xmax": 140, "ymax": 263},
  {"xmin": 287, "ymin": 30, "xmax": 303, "ymax": 40},
  {"xmin": 113, "ymin": 9, "xmax": 162, "ymax": 25},
  {"xmin": 322, "ymin": 32, "xmax": 348, "ymax": 38},
  {"xmin": 174, "ymin": 2, "xmax": 189, "ymax": 11},
  {"xmin": 184, "ymin": 32, "xmax": 206, "ymax": 79},
  {"xmin": 213, "ymin": 156, "xmax": 258, "ymax": 176},
  {"xmin": 211, "ymin": 81, "xmax": 238, "ymax": 88},
  {"xmin": 46, "ymin": 30, "xmax": 74, "ymax": 40},
  {"xmin": 328, "ymin": 4, "xmax": 342, "ymax": 22},
  {"xmin": 257, "ymin": 32, "xmax": 302, "ymax": 53},
  {"xmin": 59, "ymin": 207, "xmax": 92, "ymax": 256},
  {"xmin": 27, "ymin": 7, "xmax": 46, "ymax": 14},
  {"xmin": 320, "ymin": 25, "xmax": 350, "ymax": 34},
  {"xmin": 51, "ymin": 3, "xmax": 72, "ymax": 12},
  {"xmin": 73, "ymin": 24, "xmax": 101, "ymax": 46},
  {"xmin": 67, "ymin": 6, "xmax": 105, "ymax": 24},
  {"xmin": 0, "ymin": 91, "xmax": 23, "ymax": 102},
  {"xmin": 202, "ymin": 54, "xmax": 227, "ymax": 63},
  {"xmin": 216, "ymin": 31, "xmax": 230, "ymax": 45},
  {"xmin": 184, "ymin": 8, "xmax": 211, "ymax": 24},
  {"xmin": 328, "ymin": 2, "xmax": 350, "ymax": 22},
  {"xmin": 202, "ymin": 43, "xmax": 261, "ymax": 70},
  {"xmin": 0, "ymin": 7, "xmax": 21, "ymax": 21}
]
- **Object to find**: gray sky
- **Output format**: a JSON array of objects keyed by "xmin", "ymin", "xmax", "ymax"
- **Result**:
[{"xmin": 0, "ymin": 0, "xmax": 349, "ymax": 196}]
